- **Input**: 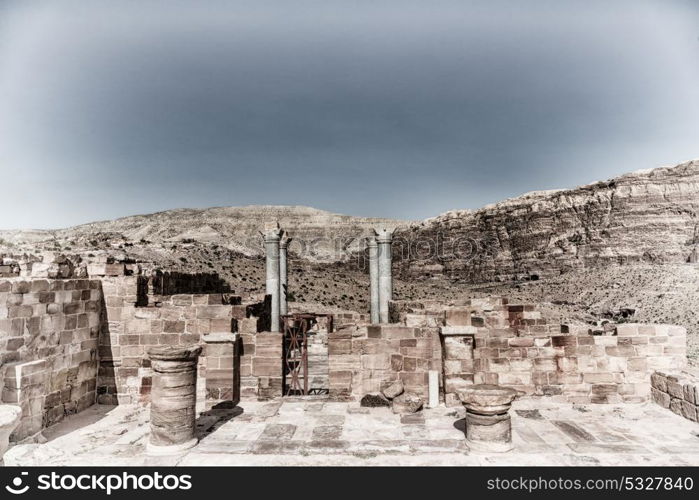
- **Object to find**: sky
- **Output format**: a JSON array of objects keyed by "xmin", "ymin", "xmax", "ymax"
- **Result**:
[{"xmin": 0, "ymin": 0, "xmax": 698, "ymax": 229}]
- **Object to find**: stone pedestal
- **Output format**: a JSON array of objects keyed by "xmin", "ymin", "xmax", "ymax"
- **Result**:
[
  {"xmin": 147, "ymin": 345, "xmax": 202, "ymax": 455},
  {"xmin": 0, "ymin": 405, "xmax": 22, "ymax": 460},
  {"xmin": 458, "ymin": 384, "xmax": 517, "ymax": 453}
]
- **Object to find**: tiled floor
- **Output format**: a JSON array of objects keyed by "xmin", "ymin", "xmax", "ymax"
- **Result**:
[{"xmin": 5, "ymin": 398, "xmax": 699, "ymax": 466}]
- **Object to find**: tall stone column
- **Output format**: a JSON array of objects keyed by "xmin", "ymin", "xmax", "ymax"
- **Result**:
[
  {"xmin": 263, "ymin": 224, "xmax": 282, "ymax": 332},
  {"xmin": 376, "ymin": 228, "xmax": 393, "ymax": 323},
  {"xmin": 147, "ymin": 345, "xmax": 202, "ymax": 455},
  {"xmin": 368, "ymin": 237, "xmax": 380, "ymax": 324},
  {"xmin": 279, "ymin": 233, "xmax": 290, "ymax": 316}
]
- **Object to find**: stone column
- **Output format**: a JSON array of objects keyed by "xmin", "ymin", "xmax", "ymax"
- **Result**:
[
  {"xmin": 147, "ymin": 345, "xmax": 202, "ymax": 455},
  {"xmin": 375, "ymin": 228, "xmax": 393, "ymax": 323},
  {"xmin": 263, "ymin": 224, "xmax": 282, "ymax": 332},
  {"xmin": 279, "ymin": 233, "xmax": 290, "ymax": 316},
  {"xmin": 368, "ymin": 237, "xmax": 380, "ymax": 324},
  {"xmin": 458, "ymin": 384, "xmax": 517, "ymax": 453}
]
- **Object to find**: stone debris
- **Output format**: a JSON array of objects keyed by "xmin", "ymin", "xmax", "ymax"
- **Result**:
[
  {"xmin": 382, "ymin": 381, "xmax": 404, "ymax": 400},
  {"xmin": 360, "ymin": 394, "xmax": 390, "ymax": 408},
  {"xmin": 392, "ymin": 392, "xmax": 423, "ymax": 414}
]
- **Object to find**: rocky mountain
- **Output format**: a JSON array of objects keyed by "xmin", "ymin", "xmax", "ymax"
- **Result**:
[
  {"xmin": 394, "ymin": 159, "xmax": 699, "ymax": 282},
  {"xmin": 1, "ymin": 160, "xmax": 698, "ymax": 364},
  {"xmin": 0, "ymin": 205, "xmax": 405, "ymax": 262}
]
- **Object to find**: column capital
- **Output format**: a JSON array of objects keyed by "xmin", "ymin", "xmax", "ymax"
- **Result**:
[
  {"xmin": 367, "ymin": 236, "xmax": 377, "ymax": 248},
  {"xmin": 374, "ymin": 228, "xmax": 393, "ymax": 243},
  {"xmin": 262, "ymin": 222, "xmax": 282, "ymax": 242},
  {"xmin": 280, "ymin": 233, "xmax": 292, "ymax": 249}
]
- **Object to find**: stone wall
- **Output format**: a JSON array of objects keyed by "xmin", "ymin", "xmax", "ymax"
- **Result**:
[
  {"xmin": 392, "ymin": 297, "xmax": 687, "ymax": 406},
  {"xmin": 96, "ymin": 274, "xmax": 262, "ymax": 405},
  {"xmin": 650, "ymin": 371, "xmax": 699, "ymax": 423},
  {"xmin": 240, "ymin": 331, "xmax": 283, "ymax": 400},
  {"xmin": 0, "ymin": 278, "xmax": 102, "ymax": 440},
  {"xmin": 146, "ymin": 270, "xmax": 232, "ymax": 296},
  {"xmin": 328, "ymin": 324, "xmax": 439, "ymax": 401}
]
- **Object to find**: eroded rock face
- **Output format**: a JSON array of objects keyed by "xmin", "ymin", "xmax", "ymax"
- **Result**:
[{"xmin": 394, "ymin": 160, "xmax": 699, "ymax": 282}]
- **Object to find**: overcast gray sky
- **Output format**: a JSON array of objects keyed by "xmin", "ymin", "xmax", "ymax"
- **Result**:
[{"xmin": 1, "ymin": 0, "xmax": 698, "ymax": 229}]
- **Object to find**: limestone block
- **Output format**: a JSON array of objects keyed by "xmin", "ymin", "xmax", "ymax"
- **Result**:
[
  {"xmin": 444, "ymin": 308, "xmax": 472, "ymax": 327},
  {"xmin": 382, "ymin": 380, "xmax": 404, "ymax": 400},
  {"xmin": 680, "ymin": 400, "xmax": 698, "ymax": 422},
  {"xmin": 440, "ymin": 326, "xmax": 477, "ymax": 335},
  {"xmin": 651, "ymin": 387, "xmax": 671, "ymax": 408},
  {"xmin": 666, "ymin": 379, "xmax": 684, "ymax": 399},
  {"xmin": 392, "ymin": 392, "xmax": 423, "ymax": 414},
  {"xmin": 442, "ymin": 336, "xmax": 473, "ymax": 360}
]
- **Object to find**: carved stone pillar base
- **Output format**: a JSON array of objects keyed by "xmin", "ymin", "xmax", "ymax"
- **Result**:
[
  {"xmin": 458, "ymin": 384, "xmax": 517, "ymax": 453},
  {"xmin": 147, "ymin": 345, "xmax": 202, "ymax": 455}
]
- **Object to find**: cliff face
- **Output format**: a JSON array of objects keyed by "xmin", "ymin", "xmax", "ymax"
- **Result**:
[{"xmin": 394, "ymin": 159, "xmax": 699, "ymax": 282}]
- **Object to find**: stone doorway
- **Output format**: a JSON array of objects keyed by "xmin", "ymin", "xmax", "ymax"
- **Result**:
[{"xmin": 282, "ymin": 314, "xmax": 333, "ymax": 396}]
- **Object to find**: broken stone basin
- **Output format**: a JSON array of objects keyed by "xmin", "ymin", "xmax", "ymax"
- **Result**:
[{"xmin": 0, "ymin": 405, "xmax": 22, "ymax": 459}]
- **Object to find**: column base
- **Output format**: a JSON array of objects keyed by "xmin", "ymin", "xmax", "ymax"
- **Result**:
[{"xmin": 146, "ymin": 437, "xmax": 199, "ymax": 456}]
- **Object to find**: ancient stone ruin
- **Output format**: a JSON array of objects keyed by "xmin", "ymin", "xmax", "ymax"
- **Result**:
[{"xmin": 0, "ymin": 223, "xmax": 697, "ymax": 466}]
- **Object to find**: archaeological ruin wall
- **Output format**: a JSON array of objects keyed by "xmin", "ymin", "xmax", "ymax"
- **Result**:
[
  {"xmin": 328, "ymin": 324, "xmax": 441, "ymax": 401},
  {"xmin": 0, "ymin": 246, "xmax": 694, "ymax": 445},
  {"xmin": 390, "ymin": 297, "xmax": 687, "ymax": 406},
  {"xmin": 0, "ymin": 278, "xmax": 102, "ymax": 440}
]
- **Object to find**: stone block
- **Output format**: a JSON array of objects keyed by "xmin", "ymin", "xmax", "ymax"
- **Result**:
[
  {"xmin": 683, "ymin": 383, "xmax": 697, "ymax": 405},
  {"xmin": 444, "ymin": 308, "xmax": 471, "ymax": 327},
  {"xmin": 252, "ymin": 358, "xmax": 280, "ymax": 377},
  {"xmin": 666, "ymin": 379, "xmax": 684, "ymax": 399},
  {"xmin": 361, "ymin": 353, "xmax": 390, "ymax": 370},
  {"xmin": 440, "ymin": 326, "xmax": 477, "ymax": 335},
  {"xmin": 615, "ymin": 324, "xmax": 639, "ymax": 336},
  {"xmin": 681, "ymin": 400, "xmax": 698, "ymax": 422},
  {"xmin": 651, "ymin": 387, "xmax": 671, "ymax": 408}
]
